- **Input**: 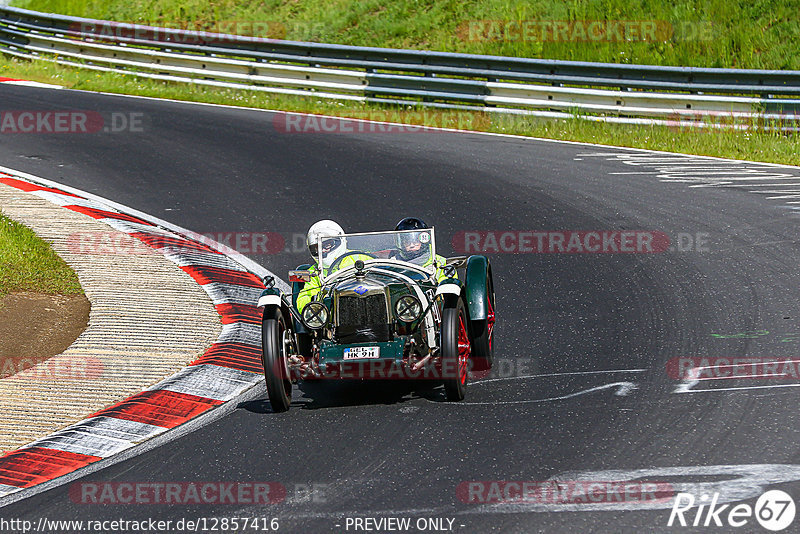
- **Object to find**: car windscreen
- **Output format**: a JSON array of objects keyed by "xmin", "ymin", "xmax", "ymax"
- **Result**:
[{"xmin": 316, "ymin": 228, "xmax": 436, "ymax": 279}]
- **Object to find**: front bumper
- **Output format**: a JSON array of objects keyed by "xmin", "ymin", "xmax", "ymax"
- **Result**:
[{"xmin": 312, "ymin": 338, "xmax": 447, "ymax": 380}]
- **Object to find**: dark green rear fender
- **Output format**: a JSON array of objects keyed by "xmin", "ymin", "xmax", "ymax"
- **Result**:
[{"xmin": 464, "ymin": 255, "xmax": 492, "ymax": 321}]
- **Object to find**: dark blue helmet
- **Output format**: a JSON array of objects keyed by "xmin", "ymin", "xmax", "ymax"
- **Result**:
[
  {"xmin": 394, "ymin": 217, "xmax": 429, "ymax": 260},
  {"xmin": 395, "ymin": 217, "xmax": 428, "ymax": 232}
]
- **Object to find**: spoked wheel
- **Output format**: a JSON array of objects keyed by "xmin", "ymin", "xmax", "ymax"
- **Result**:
[
  {"xmin": 261, "ymin": 305, "xmax": 292, "ymax": 412},
  {"xmin": 441, "ymin": 296, "xmax": 470, "ymax": 401},
  {"xmin": 470, "ymin": 274, "xmax": 495, "ymax": 372}
]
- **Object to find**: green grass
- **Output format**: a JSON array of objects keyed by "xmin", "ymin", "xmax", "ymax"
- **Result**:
[
  {"xmin": 11, "ymin": 0, "xmax": 800, "ymax": 69},
  {"xmin": 0, "ymin": 210, "xmax": 84, "ymax": 298}
]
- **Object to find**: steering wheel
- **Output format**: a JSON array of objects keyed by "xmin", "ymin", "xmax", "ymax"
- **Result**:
[{"xmin": 328, "ymin": 251, "xmax": 378, "ymax": 272}]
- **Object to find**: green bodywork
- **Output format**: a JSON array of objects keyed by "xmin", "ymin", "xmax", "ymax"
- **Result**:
[
  {"xmin": 464, "ymin": 255, "xmax": 490, "ymax": 321},
  {"xmin": 318, "ymin": 273, "xmax": 438, "ymax": 318},
  {"xmin": 258, "ymin": 287, "xmax": 281, "ymax": 300},
  {"xmin": 318, "ymin": 338, "xmax": 408, "ymax": 363}
]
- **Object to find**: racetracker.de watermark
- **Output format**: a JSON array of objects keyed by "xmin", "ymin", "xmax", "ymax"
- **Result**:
[
  {"xmin": 666, "ymin": 109, "xmax": 800, "ymax": 133},
  {"xmin": 454, "ymin": 230, "xmax": 666, "ymax": 253},
  {"xmin": 70, "ymin": 21, "xmax": 287, "ymax": 42},
  {"xmin": 452, "ymin": 231, "xmax": 710, "ymax": 253},
  {"xmin": 69, "ymin": 482, "xmax": 286, "ymax": 505},
  {"xmin": 273, "ymin": 110, "xmax": 491, "ymax": 134},
  {"xmin": 667, "ymin": 357, "xmax": 800, "ymax": 381},
  {"xmin": 290, "ymin": 359, "xmax": 470, "ymax": 381},
  {"xmin": 0, "ymin": 111, "xmax": 145, "ymax": 134},
  {"xmin": 457, "ymin": 480, "xmax": 674, "ymax": 504},
  {"xmin": 457, "ymin": 20, "xmax": 714, "ymax": 42},
  {"xmin": 66, "ymin": 231, "xmax": 285, "ymax": 255},
  {"xmin": 72, "ymin": 20, "xmax": 330, "ymax": 42},
  {"xmin": 1, "ymin": 356, "xmax": 103, "ymax": 380}
]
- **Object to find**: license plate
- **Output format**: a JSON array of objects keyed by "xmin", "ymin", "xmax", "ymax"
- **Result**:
[{"xmin": 343, "ymin": 346, "xmax": 380, "ymax": 360}]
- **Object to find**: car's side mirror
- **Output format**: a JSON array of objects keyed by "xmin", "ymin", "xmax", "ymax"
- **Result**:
[{"xmin": 289, "ymin": 270, "xmax": 312, "ymax": 283}]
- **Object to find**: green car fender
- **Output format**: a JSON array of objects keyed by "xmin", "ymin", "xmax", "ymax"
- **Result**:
[
  {"xmin": 464, "ymin": 255, "xmax": 491, "ymax": 322},
  {"xmin": 257, "ymin": 287, "xmax": 282, "ymax": 308},
  {"xmin": 257, "ymin": 286, "xmax": 294, "ymax": 326}
]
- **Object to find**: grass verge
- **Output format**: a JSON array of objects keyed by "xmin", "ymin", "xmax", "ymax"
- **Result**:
[
  {"xmin": 1, "ymin": 56, "xmax": 799, "ymax": 166},
  {"xmin": 0, "ymin": 209, "xmax": 83, "ymax": 299},
  {"xmin": 11, "ymin": 0, "xmax": 800, "ymax": 70}
]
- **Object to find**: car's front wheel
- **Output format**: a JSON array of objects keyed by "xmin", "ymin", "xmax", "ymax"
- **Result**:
[
  {"xmin": 262, "ymin": 305, "xmax": 292, "ymax": 412},
  {"xmin": 441, "ymin": 296, "xmax": 470, "ymax": 401}
]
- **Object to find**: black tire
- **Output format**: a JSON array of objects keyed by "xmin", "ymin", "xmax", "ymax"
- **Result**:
[
  {"xmin": 469, "ymin": 275, "xmax": 495, "ymax": 372},
  {"xmin": 441, "ymin": 296, "xmax": 470, "ymax": 401},
  {"xmin": 262, "ymin": 305, "xmax": 292, "ymax": 412}
]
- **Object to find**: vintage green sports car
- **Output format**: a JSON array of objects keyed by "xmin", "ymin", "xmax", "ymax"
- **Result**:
[{"xmin": 256, "ymin": 228, "xmax": 495, "ymax": 412}]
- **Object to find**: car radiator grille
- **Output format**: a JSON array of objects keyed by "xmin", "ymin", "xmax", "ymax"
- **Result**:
[
  {"xmin": 335, "ymin": 294, "xmax": 390, "ymax": 344},
  {"xmin": 338, "ymin": 294, "xmax": 388, "ymax": 326}
]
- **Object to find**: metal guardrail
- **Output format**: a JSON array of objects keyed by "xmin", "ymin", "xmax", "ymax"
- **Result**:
[{"xmin": 2, "ymin": 5, "xmax": 800, "ymax": 127}]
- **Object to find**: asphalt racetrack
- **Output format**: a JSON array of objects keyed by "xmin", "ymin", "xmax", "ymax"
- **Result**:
[{"xmin": 3, "ymin": 84, "xmax": 800, "ymax": 533}]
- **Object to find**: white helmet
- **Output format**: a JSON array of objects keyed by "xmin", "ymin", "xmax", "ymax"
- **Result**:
[{"xmin": 306, "ymin": 220, "xmax": 346, "ymax": 268}]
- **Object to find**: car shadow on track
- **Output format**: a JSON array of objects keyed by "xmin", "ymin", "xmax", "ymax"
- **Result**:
[
  {"xmin": 238, "ymin": 380, "xmax": 448, "ymax": 413},
  {"xmin": 297, "ymin": 380, "xmax": 448, "ymax": 409}
]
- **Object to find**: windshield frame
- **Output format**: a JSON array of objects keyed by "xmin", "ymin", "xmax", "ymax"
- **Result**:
[{"xmin": 316, "ymin": 228, "xmax": 437, "ymax": 282}]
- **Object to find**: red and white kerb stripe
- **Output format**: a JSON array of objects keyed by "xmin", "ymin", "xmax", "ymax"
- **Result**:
[
  {"xmin": 0, "ymin": 174, "xmax": 267, "ymax": 497},
  {"xmin": 0, "ymin": 77, "xmax": 63, "ymax": 89}
]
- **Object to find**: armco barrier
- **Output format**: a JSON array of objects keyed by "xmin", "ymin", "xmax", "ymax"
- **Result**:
[{"xmin": 2, "ymin": 6, "xmax": 800, "ymax": 128}]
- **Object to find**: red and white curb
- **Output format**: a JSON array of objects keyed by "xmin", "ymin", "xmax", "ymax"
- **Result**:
[
  {"xmin": 0, "ymin": 76, "xmax": 63, "ymax": 89},
  {"xmin": 0, "ymin": 167, "xmax": 283, "ymax": 500}
]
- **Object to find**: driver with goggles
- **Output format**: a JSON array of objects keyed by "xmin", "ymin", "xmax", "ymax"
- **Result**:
[
  {"xmin": 295, "ymin": 218, "xmax": 450, "ymax": 313},
  {"xmin": 296, "ymin": 220, "xmax": 372, "ymax": 313},
  {"xmin": 392, "ymin": 217, "xmax": 449, "ymax": 282},
  {"xmin": 296, "ymin": 219, "xmax": 348, "ymax": 313}
]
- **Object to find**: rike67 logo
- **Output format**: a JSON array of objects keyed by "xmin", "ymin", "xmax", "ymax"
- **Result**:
[{"xmin": 668, "ymin": 490, "xmax": 795, "ymax": 531}]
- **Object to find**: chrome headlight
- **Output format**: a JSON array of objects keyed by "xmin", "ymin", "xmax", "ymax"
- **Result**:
[
  {"xmin": 395, "ymin": 295, "xmax": 422, "ymax": 323},
  {"xmin": 302, "ymin": 302, "xmax": 329, "ymax": 330}
]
